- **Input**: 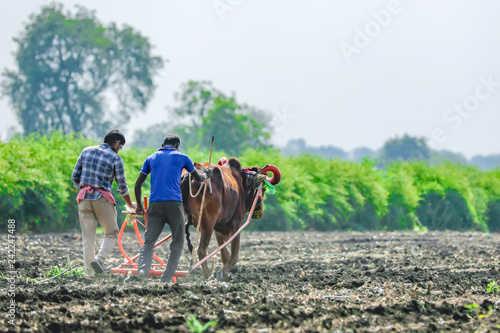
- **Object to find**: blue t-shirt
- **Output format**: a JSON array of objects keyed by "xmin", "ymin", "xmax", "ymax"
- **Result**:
[{"xmin": 140, "ymin": 147, "xmax": 195, "ymax": 202}]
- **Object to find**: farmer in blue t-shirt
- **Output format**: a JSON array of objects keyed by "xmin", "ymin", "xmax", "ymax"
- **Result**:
[{"xmin": 134, "ymin": 134, "xmax": 211, "ymax": 283}]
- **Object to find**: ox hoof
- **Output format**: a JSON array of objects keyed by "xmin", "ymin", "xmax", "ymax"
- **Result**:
[{"xmin": 214, "ymin": 269, "xmax": 227, "ymax": 281}]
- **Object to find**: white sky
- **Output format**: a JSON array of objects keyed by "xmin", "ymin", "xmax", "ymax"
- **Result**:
[{"xmin": 1, "ymin": 0, "xmax": 499, "ymax": 159}]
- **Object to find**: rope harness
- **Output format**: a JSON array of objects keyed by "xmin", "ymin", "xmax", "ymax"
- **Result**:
[
  {"xmin": 188, "ymin": 167, "xmax": 272, "ymax": 218},
  {"xmin": 188, "ymin": 172, "xmax": 212, "ymax": 197}
]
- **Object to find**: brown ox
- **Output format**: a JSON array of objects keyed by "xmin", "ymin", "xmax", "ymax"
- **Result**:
[{"xmin": 181, "ymin": 157, "xmax": 279, "ymax": 280}]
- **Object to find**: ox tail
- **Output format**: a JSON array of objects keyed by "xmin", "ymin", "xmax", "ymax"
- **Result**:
[
  {"xmin": 185, "ymin": 212, "xmax": 194, "ymax": 254},
  {"xmin": 181, "ymin": 173, "xmax": 195, "ymax": 254}
]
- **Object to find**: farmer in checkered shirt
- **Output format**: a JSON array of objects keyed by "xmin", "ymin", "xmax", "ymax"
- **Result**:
[{"xmin": 72, "ymin": 130, "xmax": 135, "ymax": 275}]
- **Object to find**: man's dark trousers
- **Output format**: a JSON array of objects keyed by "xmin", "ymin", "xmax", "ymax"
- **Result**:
[{"xmin": 137, "ymin": 201, "xmax": 185, "ymax": 282}]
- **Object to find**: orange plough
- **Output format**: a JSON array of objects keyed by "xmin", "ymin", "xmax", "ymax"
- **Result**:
[
  {"xmin": 110, "ymin": 196, "xmax": 188, "ymax": 282},
  {"xmin": 111, "ymin": 177, "xmax": 269, "ymax": 283}
]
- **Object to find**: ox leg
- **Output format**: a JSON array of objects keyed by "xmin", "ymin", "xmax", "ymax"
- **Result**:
[
  {"xmin": 216, "ymin": 232, "xmax": 240, "ymax": 281},
  {"xmin": 214, "ymin": 231, "xmax": 230, "ymax": 266},
  {"xmin": 198, "ymin": 226, "xmax": 214, "ymax": 279}
]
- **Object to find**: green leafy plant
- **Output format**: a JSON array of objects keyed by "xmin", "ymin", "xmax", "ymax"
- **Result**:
[
  {"xmin": 43, "ymin": 265, "xmax": 86, "ymax": 279},
  {"xmin": 186, "ymin": 314, "xmax": 217, "ymax": 333},
  {"xmin": 464, "ymin": 303, "xmax": 478, "ymax": 313},
  {"xmin": 42, "ymin": 255, "xmax": 86, "ymax": 279},
  {"xmin": 2, "ymin": 132, "xmax": 500, "ymax": 233},
  {"xmin": 464, "ymin": 301, "xmax": 494, "ymax": 325},
  {"xmin": 487, "ymin": 281, "xmax": 499, "ymax": 293}
]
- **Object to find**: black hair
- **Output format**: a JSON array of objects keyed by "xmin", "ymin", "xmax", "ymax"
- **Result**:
[
  {"xmin": 163, "ymin": 134, "xmax": 180, "ymax": 147},
  {"xmin": 104, "ymin": 130, "xmax": 126, "ymax": 145}
]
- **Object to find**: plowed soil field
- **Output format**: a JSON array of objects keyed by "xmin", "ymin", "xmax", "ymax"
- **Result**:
[{"xmin": 1, "ymin": 231, "xmax": 500, "ymax": 332}]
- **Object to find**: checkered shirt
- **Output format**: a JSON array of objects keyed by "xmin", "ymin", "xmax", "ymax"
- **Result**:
[{"xmin": 71, "ymin": 143, "xmax": 129, "ymax": 200}]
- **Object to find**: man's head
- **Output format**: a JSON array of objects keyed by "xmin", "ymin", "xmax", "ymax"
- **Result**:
[
  {"xmin": 104, "ymin": 130, "xmax": 126, "ymax": 153},
  {"xmin": 162, "ymin": 134, "xmax": 180, "ymax": 149}
]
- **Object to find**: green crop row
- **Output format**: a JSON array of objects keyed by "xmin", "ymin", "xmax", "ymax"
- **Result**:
[{"xmin": 2, "ymin": 132, "xmax": 500, "ymax": 233}]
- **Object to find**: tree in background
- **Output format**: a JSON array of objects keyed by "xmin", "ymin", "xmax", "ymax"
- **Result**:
[
  {"xmin": 379, "ymin": 134, "xmax": 430, "ymax": 163},
  {"xmin": 282, "ymin": 138, "xmax": 350, "ymax": 160},
  {"xmin": 1, "ymin": 3, "xmax": 163, "ymax": 139},
  {"xmin": 351, "ymin": 147, "xmax": 378, "ymax": 162},
  {"xmin": 169, "ymin": 81, "xmax": 224, "ymax": 147},
  {"xmin": 471, "ymin": 154, "xmax": 500, "ymax": 170},
  {"xmin": 281, "ymin": 138, "xmax": 307, "ymax": 155},
  {"xmin": 133, "ymin": 81, "xmax": 272, "ymax": 155},
  {"xmin": 281, "ymin": 136, "xmax": 500, "ymax": 169},
  {"xmin": 132, "ymin": 123, "xmax": 168, "ymax": 150},
  {"xmin": 429, "ymin": 149, "xmax": 468, "ymax": 165},
  {"xmin": 199, "ymin": 96, "xmax": 271, "ymax": 155}
]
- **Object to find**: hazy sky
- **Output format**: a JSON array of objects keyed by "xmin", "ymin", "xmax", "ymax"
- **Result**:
[{"xmin": 1, "ymin": 0, "xmax": 499, "ymax": 158}]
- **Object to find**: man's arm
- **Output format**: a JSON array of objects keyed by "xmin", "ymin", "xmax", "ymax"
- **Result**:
[
  {"xmin": 71, "ymin": 155, "xmax": 83, "ymax": 189},
  {"xmin": 191, "ymin": 167, "xmax": 213, "ymax": 182},
  {"xmin": 114, "ymin": 157, "xmax": 134, "ymax": 207},
  {"xmin": 135, "ymin": 173, "xmax": 148, "ymax": 215},
  {"xmin": 191, "ymin": 168, "xmax": 207, "ymax": 182},
  {"xmin": 122, "ymin": 194, "xmax": 135, "ymax": 209}
]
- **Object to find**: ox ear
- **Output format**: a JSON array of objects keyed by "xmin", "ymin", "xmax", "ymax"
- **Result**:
[
  {"xmin": 193, "ymin": 162, "xmax": 204, "ymax": 171},
  {"xmin": 228, "ymin": 157, "xmax": 242, "ymax": 173}
]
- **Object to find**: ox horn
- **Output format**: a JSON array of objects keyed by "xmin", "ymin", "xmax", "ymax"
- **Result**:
[
  {"xmin": 218, "ymin": 157, "xmax": 228, "ymax": 166},
  {"xmin": 258, "ymin": 165, "xmax": 281, "ymax": 185}
]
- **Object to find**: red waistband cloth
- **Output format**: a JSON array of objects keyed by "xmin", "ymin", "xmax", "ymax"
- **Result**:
[{"xmin": 77, "ymin": 185, "xmax": 116, "ymax": 205}]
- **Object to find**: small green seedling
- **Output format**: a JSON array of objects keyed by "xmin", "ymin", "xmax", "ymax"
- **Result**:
[
  {"xmin": 487, "ymin": 281, "xmax": 498, "ymax": 293},
  {"xmin": 186, "ymin": 314, "xmax": 217, "ymax": 333},
  {"xmin": 464, "ymin": 303, "xmax": 478, "ymax": 313},
  {"xmin": 41, "ymin": 255, "xmax": 86, "ymax": 280}
]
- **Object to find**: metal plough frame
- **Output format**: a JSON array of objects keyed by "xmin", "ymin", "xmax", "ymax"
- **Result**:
[{"xmin": 110, "ymin": 184, "xmax": 263, "ymax": 281}]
